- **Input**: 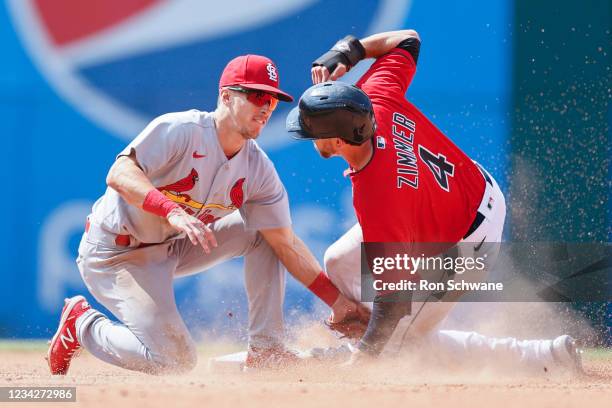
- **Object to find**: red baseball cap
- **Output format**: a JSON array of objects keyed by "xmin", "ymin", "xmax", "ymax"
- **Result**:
[{"xmin": 219, "ymin": 54, "xmax": 293, "ymax": 102}]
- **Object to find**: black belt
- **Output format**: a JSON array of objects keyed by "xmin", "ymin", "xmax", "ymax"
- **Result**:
[{"xmin": 463, "ymin": 164, "xmax": 493, "ymax": 239}]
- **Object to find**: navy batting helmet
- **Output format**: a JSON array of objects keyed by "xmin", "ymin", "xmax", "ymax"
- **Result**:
[{"xmin": 286, "ymin": 81, "xmax": 376, "ymax": 145}]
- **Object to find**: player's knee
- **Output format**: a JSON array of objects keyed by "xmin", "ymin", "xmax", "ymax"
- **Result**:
[
  {"xmin": 149, "ymin": 334, "xmax": 198, "ymax": 374},
  {"xmin": 153, "ymin": 348, "xmax": 197, "ymax": 374},
  {"xmin": 175, "ymin": 343, "xmax": 198, "ymax": 373}
]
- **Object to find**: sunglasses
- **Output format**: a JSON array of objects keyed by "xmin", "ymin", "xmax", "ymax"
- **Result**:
[{"xmin": 227, "ymin": 86, "xmax": 279, "ymax": 110}]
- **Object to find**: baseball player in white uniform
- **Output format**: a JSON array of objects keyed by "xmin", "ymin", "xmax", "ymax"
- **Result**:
[{"xmin": 47, "ymin": 54, "xmax": 368, "ymax": 375}]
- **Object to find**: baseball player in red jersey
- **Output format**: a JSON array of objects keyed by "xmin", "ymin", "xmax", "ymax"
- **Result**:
[
  {"xmin": 46, "ymin": 54, "xmax": 368, "ymax": 375},
  {"xmin": 287, "ymin": 31, "xmax": 583, "ymax": 373}
]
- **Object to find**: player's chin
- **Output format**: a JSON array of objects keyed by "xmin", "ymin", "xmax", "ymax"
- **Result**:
[
  {"xmin": 241, "ymin": 126, "xmax": 262, "ymax": 139},
  {"xmin": 313, "ymin": 143, "xmax": 332, "ymax": 159},
  {"xmin": 248, "ymin": 129, "xmax": 262, "ymax": 139},
  {"xmin": 248, "ymin": 121, "xmax": 267, "ymax": 138}
]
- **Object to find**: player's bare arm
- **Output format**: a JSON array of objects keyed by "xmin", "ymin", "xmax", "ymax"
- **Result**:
[
  {"xmin": 360, "ymin": 29, "xmax": 420, "ymax": 58},
  {"xmin": 311, "ymin": 29, "xmax": 420, "ymax": 83},
  {"xmin": 107, "ymin": 151, "xmax": 217, "ymax": 253},
  {"xmin": 260, "ymin": 227, "xmax": 370, "ymax": 323},
  {"xmin": 106, "ymin": 151, "xmax": 155, "ymax": 207}
]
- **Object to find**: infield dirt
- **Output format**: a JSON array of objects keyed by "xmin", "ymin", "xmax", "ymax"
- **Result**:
[{"xmin": 1, "ymin": 342, "xmax": 610, "ymax": 408}]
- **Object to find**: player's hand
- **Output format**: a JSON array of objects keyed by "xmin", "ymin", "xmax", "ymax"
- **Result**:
[
  {"xmin": 166, "ymin": 207, "xmax": 218, "ymax": 253},
  {"xmin": 311, "ymin": 63, "xmax": 348, "ymax": 84},
  {"xmin": 329, "ymin": 294, "xmax": 370, "ymax": 324}
]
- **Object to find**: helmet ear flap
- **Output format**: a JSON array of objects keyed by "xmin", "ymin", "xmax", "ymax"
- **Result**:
[
  {"xmin": 354, "ymin": 124, "xmax": 366, "ymax": 143},
  {"xmin": 344, "ymin": 118, "xmax": 373, "ymax": 146}
]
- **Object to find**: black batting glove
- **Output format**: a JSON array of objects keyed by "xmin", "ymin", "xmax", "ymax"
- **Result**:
[{"xmin": 313, "ymin": 35, "xmax": 366, "ymax": 74}]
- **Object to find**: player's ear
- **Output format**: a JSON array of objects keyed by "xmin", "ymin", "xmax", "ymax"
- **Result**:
[{"xmin": 219, "ymin": 88, "xmax": 231, "ymax": 107}]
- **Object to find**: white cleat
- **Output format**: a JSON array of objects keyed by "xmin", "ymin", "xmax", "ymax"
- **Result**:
[{"xmin": 551, "ymin": 335, "xmax": 584, "ymax": 375}]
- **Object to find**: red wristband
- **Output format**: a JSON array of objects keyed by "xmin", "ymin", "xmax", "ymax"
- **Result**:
[
  {"xmin": 142, "ymin": 189, "xmax": 180, "ymax": 217},
  {"xmin": 308, "ymin": 272, "xmax": 340, "ymax": 307}
]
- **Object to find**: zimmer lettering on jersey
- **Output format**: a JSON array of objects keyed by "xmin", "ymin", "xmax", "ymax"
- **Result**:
[{"xmin": 391, "ymin": 112, "xmax": 419, "ymax": 189}]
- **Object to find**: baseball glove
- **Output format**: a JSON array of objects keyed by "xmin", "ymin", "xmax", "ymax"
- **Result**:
[{"xmin": 325, "ymin": 317, "xmax": 368, "ymax": 340}]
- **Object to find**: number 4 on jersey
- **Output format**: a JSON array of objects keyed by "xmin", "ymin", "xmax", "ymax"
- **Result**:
[{"xmin": 418, "ymin": 145, "xmax": 455, "ymax": 191}]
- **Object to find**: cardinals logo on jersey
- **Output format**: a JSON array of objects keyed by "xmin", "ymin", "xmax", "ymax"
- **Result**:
[
  {"xmin": 157, "ymin": 170, "xmax": 246, "ymax": 223},
  {"xmin": 198, "ymin": 178, "xmax": 244, "ymax": 223},
  {"xmin": 158, "ymin": 168, "xmax": 199, "ymax": 203},
  {"xmin": 229, "ymin": 178, "xmax": 246, "ymax": 209}
]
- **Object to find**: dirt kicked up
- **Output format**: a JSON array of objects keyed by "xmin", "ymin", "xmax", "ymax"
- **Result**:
[{"xmin": 0, "ymin": 341, "xmax": 610, "ymax": 408}]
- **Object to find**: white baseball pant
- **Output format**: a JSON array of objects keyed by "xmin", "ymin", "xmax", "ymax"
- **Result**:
[
  {"xmin": 324, "ymin": 166, "xmax": 560, "ymax": 372},
  {"xmin": 74, "ymin": 211, "xmax": 285, "ymax": 374}
]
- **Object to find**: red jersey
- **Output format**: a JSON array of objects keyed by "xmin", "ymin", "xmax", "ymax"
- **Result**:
[{"xmin": 351, "ymin": 46, "xmax": 485, "ymax": 244}]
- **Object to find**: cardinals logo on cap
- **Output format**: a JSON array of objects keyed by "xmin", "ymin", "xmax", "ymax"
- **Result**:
[{"xmin": 266, "ymin": 63, "xmax": 278, "ymax": 82}]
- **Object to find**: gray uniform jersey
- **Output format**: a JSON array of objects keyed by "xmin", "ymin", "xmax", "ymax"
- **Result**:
[{"xmin": 90, "ymin": 109, "xmax": 291, "ymax": 243}]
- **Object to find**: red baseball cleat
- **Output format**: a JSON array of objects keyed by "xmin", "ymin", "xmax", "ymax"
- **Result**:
[
  {"xmin": 47, "ymin": 295, "xmax": 91, "ymax": 375},
  {"xmin": 244, "ymin": 344, "xmax": 302, "ymax": 371}
]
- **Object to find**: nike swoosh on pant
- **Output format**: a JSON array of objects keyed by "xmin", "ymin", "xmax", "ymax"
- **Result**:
[{"xmin": 474, "ymin": 236, "xmax": 487, "ymax": 251}]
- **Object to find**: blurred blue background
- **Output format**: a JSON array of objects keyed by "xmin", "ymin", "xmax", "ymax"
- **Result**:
[{"xmin": 0, "ymin": 0, "xmax": 607, "ymax": 343}]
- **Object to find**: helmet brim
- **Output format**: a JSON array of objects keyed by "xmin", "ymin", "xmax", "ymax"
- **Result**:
[{"xmin": 285, "ymin": 106, "xmax": 317, "ymax": 140}]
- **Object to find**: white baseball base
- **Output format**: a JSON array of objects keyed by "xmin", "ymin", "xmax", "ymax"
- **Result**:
[
  {"xmin": 207, "ymin": 351, "xmax": 248, "ymax": 373},
  {"xmin": 207, "ymin": 345, "xmax": 352, "ymax": 373}
]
